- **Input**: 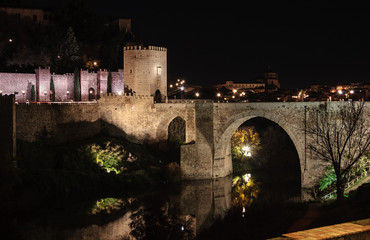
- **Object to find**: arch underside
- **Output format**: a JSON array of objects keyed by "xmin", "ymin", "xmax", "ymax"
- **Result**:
[
  {"xmin": 213, "ymin": 112, "xmax": 304, "ymax": 187},
  {"xmin": 156, "ymin": 114, "xmax": 187, "ymax": 142}
]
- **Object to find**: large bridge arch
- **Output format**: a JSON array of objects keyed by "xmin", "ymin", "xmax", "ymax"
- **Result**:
[{"xmin": 213, "ymin": 111, "xmax": 305, "ymax": 186}]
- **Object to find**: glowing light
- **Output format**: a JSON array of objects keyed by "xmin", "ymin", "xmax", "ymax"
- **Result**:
[
  {"xmin": 180, "ymin": 86, "xmax": 184, "ymax": 91},
  {"xmin": 93, "ymin": 61, "xmax": 97, "ymax": 66},
  {"xmin": 118, "ymin": 91, "xmax": 122, "ymax": 95},
  {"xmin": 195, "ymin": 92, "xmax": 200, "ymax": 97},
  {"xmin": 350, "ymin": 90, "xmax": 354, "ymax": 94},
  {"xmin": 232, "ymin": 95, "xmax": 235, "ymax": 98},
  {"xmin": 338, "ymin": 90, "xmax": 343, "ymax": 94},
  {"xmin": 233, "ymin": 89, "xmax": 237, "ymax": 93},
  {"xmin": 243, "ymin": 173, "xmax": 251, "ymax": 182},
  {"xmin": 22, "ymin": 90, "xmax": 25, "ymax": 94},
  {"xmin": 217, "ymin": 93, "xmax": 221, "ymax": 97},
  {"xmin": 181, "ymin": 226, "xmax": 184, "ymax": 231},
  {"xmin": 169, "ymin": 84, "xmax": 173, "ymax": 88},
  {"xmin": 9, "ymin": 38, "xmax": 13, "ymax": 42},
  {"xmin": 242, "ymin": 146, "xmax": 252, "ymax": 157}
]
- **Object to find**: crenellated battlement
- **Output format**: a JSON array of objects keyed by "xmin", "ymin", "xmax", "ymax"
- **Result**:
[
  {"xmin": 124, "ymin": 45, "xmax": 167, "ymax": 52},
  {"xmin": 0, "ymin": 94, "xmax": 15, "ymax": 104},
  {"xmin": 99, "ymin": 93, "xmax": 154, "ymax": 101}
]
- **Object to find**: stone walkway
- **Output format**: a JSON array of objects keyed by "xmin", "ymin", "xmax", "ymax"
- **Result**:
[{"xmin": 282, "ymin": 222, "xmax": 370, "ymax": 239}]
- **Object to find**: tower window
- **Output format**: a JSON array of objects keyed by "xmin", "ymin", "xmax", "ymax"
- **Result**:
[{"xmin": 157, "ymin": 67, "xmax": 162, "ymax": 76}]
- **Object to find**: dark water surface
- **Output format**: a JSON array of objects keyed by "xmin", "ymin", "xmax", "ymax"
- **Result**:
[{"xmin": 1, "ymin": 168, "xmax": 303, "ymax": 240}]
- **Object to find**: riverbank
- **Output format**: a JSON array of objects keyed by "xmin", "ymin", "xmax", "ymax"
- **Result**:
[{"xmin": 0, "ymin": 135, "xmax": 182, "ymax": 213}]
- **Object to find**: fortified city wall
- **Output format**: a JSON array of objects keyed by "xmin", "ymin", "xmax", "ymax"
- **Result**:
[{"xmin": 0, "ymin": 68, "xmax": 124, "ymax": 102}]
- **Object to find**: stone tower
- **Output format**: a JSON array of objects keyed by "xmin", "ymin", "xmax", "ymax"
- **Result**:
[{"xmin": 123, "ymin": 45, "xmax": 167, "ymax": 99}]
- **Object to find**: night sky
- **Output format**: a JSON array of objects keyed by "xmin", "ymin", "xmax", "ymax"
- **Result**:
[{"xmin": 15, "ymin": 1, "xmax": 370, "ymax": 89}]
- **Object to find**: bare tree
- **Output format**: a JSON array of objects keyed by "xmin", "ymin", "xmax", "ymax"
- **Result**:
[{"xmin": 306, "ymin": 101, "xmax": 370, "ymax": 201}]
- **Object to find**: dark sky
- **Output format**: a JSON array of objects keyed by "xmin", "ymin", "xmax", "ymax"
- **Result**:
[{"xmin": 17, "ymin": 1, "xmax": 370, "ymax": 89}]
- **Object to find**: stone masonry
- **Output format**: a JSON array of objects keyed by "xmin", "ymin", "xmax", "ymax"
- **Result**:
[
  {"xmin": 123, "ymin": 45, "xmax": 167, "ymax": 99},
  {"xmin": 0, "ymin": 68, "xmax": 124, "ymax": 102}
]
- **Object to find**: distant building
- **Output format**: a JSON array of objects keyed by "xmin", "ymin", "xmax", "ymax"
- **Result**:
[
  {"xmin": 214, "ymin": 81, "xmax": 265, "ymax": 93},
  {"xmin": 255, "ymin": 72, "xmax": 280, "ymax": 91},
  {"xmin": 0, "ymin": 6, "xmax": 56, "ymax": 25},
  {"xmin": 0, "ymin": 6, "xmax": 132, "ymax": 32}
]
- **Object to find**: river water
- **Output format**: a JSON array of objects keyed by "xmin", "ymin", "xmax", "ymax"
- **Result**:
[{"xmin": 2, "ymin": 167, "xmax": 302, "ymax": 240}]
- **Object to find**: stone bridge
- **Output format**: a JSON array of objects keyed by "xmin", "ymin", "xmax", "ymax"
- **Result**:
[
  {"xmin": 8, "ymin": 95, "xmax": 369, "ymax": 200},
  {"xmin": 98, "ymin": 97, "xmax": 365, "ymax": 200}
]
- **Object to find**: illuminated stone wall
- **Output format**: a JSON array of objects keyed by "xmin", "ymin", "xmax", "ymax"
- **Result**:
[
  {"xmin": 16, "ymin": 103, "xmax": 100, "ymax": 144},
  {"xmin": 97, "ymin": 95, "xmax": 196, "ymax": 144},
  {"xmin": 123, "ymin": 45, "xmax": 167, "ymax": 99}
]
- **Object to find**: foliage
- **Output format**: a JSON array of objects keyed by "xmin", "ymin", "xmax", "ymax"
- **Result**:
[
  {"xmin": 85, "ymin": 141, "xmax": 137, "ymax": 174},
  {"xmin": 73, "ymin": 68, "xmax": 80, "ymax": 101},
  {"xmin": 318, "ymin": 166, "xmax": 336, "ymax": 192},
  {"xmin": 60, "ymin": 27, "xmax": 79, "ymax": 59},
  {"xmin": 317, "ymin": 154, "xmax": 369, "ymax": 197},
  {"xmin": 30, "ymin": 85, "xmax": 35, "ymax": 101},
  {"xmin": 231, "ymin": 175, "xmax": 259, "ymax": 208},
  {"xmin": 0, "ymin": 5, "xmax": 137, "ymax": 73},
  {"xmin": 306, "ymin": 101, "xmax": 370, "ymax": 201},
  {"xmin": 89, "ymin": 197, "xmax": 126, "ymax": 215},
  {"xmin": 107, "ymin": 71, "xmax": 112, "ymax": 94},
  {"xmin": 231, "ymin": 127, "xmax": 260, "ymax": 160},
  {"xmin": 50, "ymin": 76, "xmax": 55, "ymax": 101}
]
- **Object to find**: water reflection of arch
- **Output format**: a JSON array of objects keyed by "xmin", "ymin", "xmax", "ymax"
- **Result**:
[
  {"xmin": 180, "ymin": 175, "xmax": 232, "ymax": 235},
  {"xmin": 213, "ymin": 112, "xmax": 303, "ymax": 191}
]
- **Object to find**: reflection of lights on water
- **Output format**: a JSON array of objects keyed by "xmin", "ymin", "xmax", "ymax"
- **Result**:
[{"xmin": 242, "ymin": 206, "xmax": 246, "ymax": 217}]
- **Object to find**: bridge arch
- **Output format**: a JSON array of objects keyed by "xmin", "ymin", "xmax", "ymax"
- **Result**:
[
  {"xmin": 156, "ymin": 115, "xmax": 187, "ymax": 142},
  {"xmin": 213, "ymin": 111, "xmax": 305, "ymax": 185}
]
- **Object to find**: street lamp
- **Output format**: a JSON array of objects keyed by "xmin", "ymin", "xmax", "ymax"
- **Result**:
[
  {"xmin": 44, "ymin": 91, "xmax": 47, "ymax": 101},
  {"xmin": 66, "ymin": 90, "xmax": 69, "ymax": 100},
  {"xmin": 22, "ymin": 90, "xmax": 25, "ymax": 102},
  {"xmin": 195, "ymin": 92, "xmax": 200, "ymax": 98}
]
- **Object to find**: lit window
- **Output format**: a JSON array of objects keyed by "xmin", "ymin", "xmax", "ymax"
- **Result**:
[{"xmin": 157, "ymin": 67, "xmax": 162, "ymax": 76}]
